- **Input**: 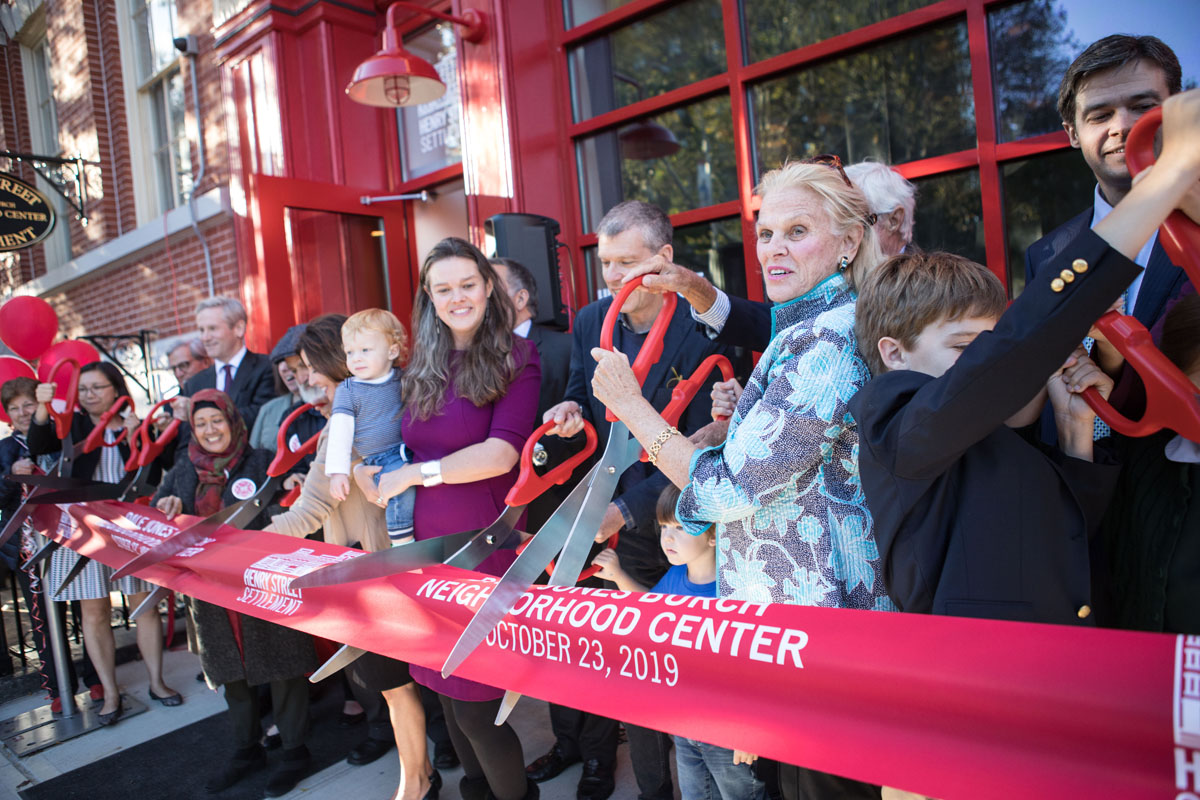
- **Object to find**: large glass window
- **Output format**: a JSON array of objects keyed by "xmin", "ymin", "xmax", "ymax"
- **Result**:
[
  {"xmin": 564, "ymin": 0, "xmax": 637, "ymax": 29},
  {"xmin": 911, "ymin": 169, "xmax": 985, "ymax": 266},
  {"xmin": 1001, "ymin": 149, "xmax": 1096, "ymax": 295},
  {"xmin": 742, "ymin": 0, "xmax": 940, "ymax": 63},
  {"xmin": 568, "ymin": 0, "xmax": 726, "ymax": 122},
  {"xmin": 583, "ymin": 217, "xmax": 746, "ymax": 301},
  {"xmin": 21, "ymin": 36, "xmax": 71, "ymax": 268},
  {"xmin": 988, "ymin": 0, "xmax": 1200, "ymax": 143},
  {"xmin": 751, "ymin": 21, "xmax": 975, "ymax": 176},
  {"xmin": 131, "ymin": 0, "xmax": 191, "ymax": 212},
  {"xmin": 576, "ymin": 94, "xmax": 738, "ymax": 232},
  {"xmin": 396, "ymin": 22, "xmax": 464, "ymax": 182}
]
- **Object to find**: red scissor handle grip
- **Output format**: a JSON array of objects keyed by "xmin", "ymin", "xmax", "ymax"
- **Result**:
[
  {"xmin": 126, "ymin": 397, "xmax": 181, "ymax": 471},
  {"xmin": 81, "ymin": 395, "xmax": 131, "ymax": 454},
  {"xmin": 268, "ymin": 403, "xmax": 320, "ymax": 477},
  {"xmin": 514, "ymin": 530, "xmax": 620, "ymax": 583},
  {"xmin": 639, "ymin": 354, "xmax": 736, "ymax": 463},
  {"xmin": 45, "ymin": 358, "xmax": 81, "ymax": 441},
  {"xmin": 600, "ymin": 276, "xmax": 678, "ymax": 422},
  {"xmin": 280, "ymin": 483, "xmax": 303, "ymax": 507},
  {"xmin": 1126, "ymin": 106, "xmax": 1200, "ymax": 288},
  {"xmin": 505, "ymin": 420, "xmax": 599, "ymax": 507},
  {"xmin": 1081, "ymin": 311, "xmax": 1200, "ymax": 441}
]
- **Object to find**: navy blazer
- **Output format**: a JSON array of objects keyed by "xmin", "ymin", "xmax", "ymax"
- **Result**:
[
  {"xmin": 525, "ymin": 323, "xmax": 577, "ymax": 532},
  {"xmin": 851, "ymin": 229, "xmax": 1130, "ymax": 625},
  {"xmin": 562, "ymin": 296, "xmax": 741, "ymax": 581},
  {"xmin": 1025, "ymin": 207, "xmax": 1187, "ymax": 444},
  {"xmin": 715, "ymin": 294, "xmax": 772, "ymax": 352},
  {"xmin": 183, "ymin": 350, "xmax": 278, "ymax": 432}
]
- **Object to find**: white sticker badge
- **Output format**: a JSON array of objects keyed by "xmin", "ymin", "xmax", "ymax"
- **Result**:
[
  {"xmin": 231, "ymin": 478, "xmax": 257, "ymax": 500},
  {"xmin": 288, "ymin": 433, "xmax": 301, "ymax": 453}
]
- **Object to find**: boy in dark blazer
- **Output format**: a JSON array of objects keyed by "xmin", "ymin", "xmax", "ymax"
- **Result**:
[{"xmin": 848, "ymin": 88, "xmax": 1200, "ymax": 625}]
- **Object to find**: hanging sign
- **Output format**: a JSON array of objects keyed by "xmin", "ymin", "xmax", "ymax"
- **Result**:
[{"xmin": 0, "ymin": 172, "xmax": 56, "ymax": 251}]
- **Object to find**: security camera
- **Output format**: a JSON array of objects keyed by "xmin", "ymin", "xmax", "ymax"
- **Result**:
[{"xmin": 173, "ymin": 35, "xmax": 199, "ymax": 55}]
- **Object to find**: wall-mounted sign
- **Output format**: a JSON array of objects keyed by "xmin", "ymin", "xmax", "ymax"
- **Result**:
[
  {"xmin": 396, "ymin": 22, "xmax": 464, "ymax": 182},
  {"xmin": 0, "ymin": 172, "xmax": 56, "ymax": 251}
]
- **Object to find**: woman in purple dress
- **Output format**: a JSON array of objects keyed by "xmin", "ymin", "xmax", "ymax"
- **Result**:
[{"xmin": 357, "ymin": 237, "xmax": 541, "ymax": 800}]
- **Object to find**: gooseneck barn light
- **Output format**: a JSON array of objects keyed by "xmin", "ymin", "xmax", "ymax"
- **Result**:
[{"xmin": 346, "ymin": 2, "xmax": 487, "ymax": 108}]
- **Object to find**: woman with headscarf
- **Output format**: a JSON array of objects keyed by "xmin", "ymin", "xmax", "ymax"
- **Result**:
[{"xmin": 153, "ymin": 389, "xmax": 317, "ymax": 798}]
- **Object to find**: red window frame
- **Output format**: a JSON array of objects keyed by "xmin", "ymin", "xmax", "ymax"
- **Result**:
[{"xmin": 549, "ymin": 0, "xmax": 1078, "ymax": 299}]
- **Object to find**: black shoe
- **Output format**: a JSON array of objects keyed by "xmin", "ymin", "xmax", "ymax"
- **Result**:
[
  {"xmin": 262, "ymin": 731, "xmax": 282, "ymax": 750},
  {"xmin": 488, "ymin": 778, "xmax": 540, "ymax": 800},
  {"xmin": 424, "ymin": 769, "xmax": 443, "ymax": 800},
  {"xmin": 206, "ymin": 747, "xmax": 267, "ymax": 793},
  {"xmin": 434, "ymin": 745, "xmax": 459, "ymax": 770},
  {"xmin": 264, "ymin": 746, "xmax": 312, "ymax": 797},
  {"xmin": 576, "ymin": 759, "xmax": 614, "ymax": 800},
  {"xmin": 527, "ymin": 744, "xmax": 581, "ymax": 782},
  {"xmin": 347, "ymin": 737, "xmax": 394, "ymax": 766},
  {"xmin": 97, "ymin": 698, "xmax": 124, "ymax": 727},
  {"xmin": 460, "ymin": 774, "xmax": 490, "ymax": 800}
]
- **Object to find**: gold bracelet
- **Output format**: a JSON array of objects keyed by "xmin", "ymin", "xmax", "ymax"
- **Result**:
[{"xmin": 646, "ymin": 426, "xmax": 682, "ymax": 465}]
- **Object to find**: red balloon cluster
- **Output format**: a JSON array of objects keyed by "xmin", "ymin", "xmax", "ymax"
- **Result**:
[{"xmin": 0, "ymin": 296, "xmax": 103, "ymax": 420}]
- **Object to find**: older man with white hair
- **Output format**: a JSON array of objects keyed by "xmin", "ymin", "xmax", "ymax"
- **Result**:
[{"xmin": 845, "ymin": 160, "xmax": 916, "ymax": 256}]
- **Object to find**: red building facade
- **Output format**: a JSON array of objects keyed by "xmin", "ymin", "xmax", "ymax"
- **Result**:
[{"xmin": 1, "ymin": 0, "xmax": 1196, "ymax": 384}]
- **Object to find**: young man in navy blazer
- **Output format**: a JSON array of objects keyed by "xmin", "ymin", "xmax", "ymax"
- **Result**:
[{"xmin": 1025, "ymin": 36, "xmax": 1187, "ymax": 369}]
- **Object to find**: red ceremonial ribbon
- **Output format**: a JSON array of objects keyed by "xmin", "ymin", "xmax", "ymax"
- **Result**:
[{"xmin": 37, "ymin": 500, "xmax": 1196, "ymax": 800}]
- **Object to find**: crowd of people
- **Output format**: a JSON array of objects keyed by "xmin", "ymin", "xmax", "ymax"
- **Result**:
[{"xmin": 1, "ymin": 32, "xmax": 1197, "ymax": 800}]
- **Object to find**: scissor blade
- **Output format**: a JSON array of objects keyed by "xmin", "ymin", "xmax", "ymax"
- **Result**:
[
  {"xmin": 119, "ymin": 467, "xmax": 158, "ymax": 502},
  {"xmin": 111, "ymin": 502, "xmax": 245, "ymax": 581},
  {"xmin": 495, "ymin": 690, "xmax": 522, "ymax": 725},
  {"xmin": 309, "ymin": 644, "xmax": 368, "ymax": 683},
  {"xmin": 130, "ymin": 586, "xmax": 171, "ymax": 620},
  {"xmin": 11, "ymin": 475, "xmax": 98, "ymax": 490},
  {"xmin": 441, "ymin": 505, "xmax": 525, "ymax": 571},
  {"xmin": 53, "ymin": 555, "xmax": 91, "ymax": 598},
  {"xmin": 0, "ymin": 500, "xmax": 37, "ymax": 549},
  {"xmin": 21, "ymin": 539, "xmax": 59, "ymax": 571},
  {"xmin": 290, "ymin": 531, "xmax": 475, "ymax": 590},
  {"xmin": 223, "ymin": 477, "xmax": 285, "ymax": 530},
  {"xmin": 27, "ymin": 484, "xmax": 125, "ymax": 504}
]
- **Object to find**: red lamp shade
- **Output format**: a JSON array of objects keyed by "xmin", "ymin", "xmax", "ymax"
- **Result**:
[
  {"xmin": 346, "ymin": 4, "xmax": 487, "ymax": 108},
  {"xmin": 346, "ymin": 42, "xmax": 446, "ymax": 107}
]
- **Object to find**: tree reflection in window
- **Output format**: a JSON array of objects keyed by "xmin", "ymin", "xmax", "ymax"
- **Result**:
[
  {"xmin": 576, "ymin": 95, "xmax": 738, "ymax": 233},
  {"xmin": 751, "ymin": 21, "xmax": 975, "ymax": 175},
  {"xmin": 742, "ymin": 0, "xmax": 939, "ymax": 64}
]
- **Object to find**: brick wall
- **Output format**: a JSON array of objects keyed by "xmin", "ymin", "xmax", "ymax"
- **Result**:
[{"xmin": 0, "ymin": 0, "xmax": 238, "ymax": 348}]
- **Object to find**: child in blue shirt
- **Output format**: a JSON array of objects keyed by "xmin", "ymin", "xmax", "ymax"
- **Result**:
[{"xmin": 593, "ymin": 485, "xmax": 765, "ymax": 800}]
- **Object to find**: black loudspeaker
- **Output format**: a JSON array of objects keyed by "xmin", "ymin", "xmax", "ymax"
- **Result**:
[{"xmin": 485, "ymin": 213, "xmax": 568, "ymax": 329}]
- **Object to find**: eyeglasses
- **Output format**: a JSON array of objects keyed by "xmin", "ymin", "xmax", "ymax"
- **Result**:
[
  {"xmin": 170, "ymin": 360, "xmax": 192, "ymax": 375},
  {"xmin": 803, "ymin": 153, "xmax": 852, "ymax": 187},
  {"xmin": 79, "ymin": 383, "xmax": 114, "ymax": 396}
]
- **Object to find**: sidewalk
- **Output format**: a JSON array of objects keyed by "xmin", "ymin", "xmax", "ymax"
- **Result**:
[{"xmin": 0, "ymin": 646, "xmax": 652, "ymax": 800}]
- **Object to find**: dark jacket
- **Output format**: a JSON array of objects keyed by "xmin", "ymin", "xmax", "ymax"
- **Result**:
[
  {"xmin": 0, "ymin": 434, "xmax": 29, "ymax": 569},
  {"xmin": 525, "ymin": 323, "xmax": 577, "ymax": 532},
  {"xmin": 183, "ymin": 350, "xmax": 278, "ymax": 433},
  {"xmin": 1101, "ymin": 431, "xmax": 1199, "ymax": 634},
  {"xmin": 28, "ymin": 412, "xmax": 134, "ymax": 481},
  {"xmin": 1025, "ymin": 207, "xmax": 1188, "ymax": 444},
  {"xmin": 564, "ymin": 295, "xmax": 742, "ymax": 584},
  {"xmin": 715, "ymin": 293, "xmax": 773, "ymax": 352},
  {"xmin": 850, "ymin": 229, "xmax": 1131, "ymax": 625},
  {"xmin": 153, "ymin": 448, "xmax": 317, "ymax": 686}
]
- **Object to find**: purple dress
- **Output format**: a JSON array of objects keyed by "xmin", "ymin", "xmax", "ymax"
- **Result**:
[{"xmin": 405, "ymin": 338, "xmax": 541, "ymax": 701}]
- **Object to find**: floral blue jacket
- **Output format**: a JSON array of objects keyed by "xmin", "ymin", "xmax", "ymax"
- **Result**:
[{"xmin": 677, "ymin": 272, "xmax": 894, "ymax": 610}]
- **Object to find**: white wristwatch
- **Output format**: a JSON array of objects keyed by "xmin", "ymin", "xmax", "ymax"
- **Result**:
[{"xmin": 420, "ymin": 460, "xmax": 443, "ymax": 487}]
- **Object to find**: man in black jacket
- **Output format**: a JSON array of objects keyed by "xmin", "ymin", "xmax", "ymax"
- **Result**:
[
  {"xmin": 541, "ymin": 201, "xmax": 741, "ymax": 800},
  {"xmin": 171, "ymin": 296, "xmax": 277, "ymax": 432}
]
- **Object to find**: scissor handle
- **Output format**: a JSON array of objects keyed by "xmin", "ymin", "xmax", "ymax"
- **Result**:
[
  {"xmin": 44, "ymin": 358, "xmax": 81, "ymax": 441},
  {"xmin": 638, "ymin": 354, "xmax": 736, "ymax": 463},
  {"xmin": 514, "ymin": 531, "xmax": 619, "ymax": 583},
  {"xmin": 81, "ymin": 395, "xmax": 131, "ymax": 454},
  {"xmin": 1126, "ymin": 106, "xmax": 1200, "ymax": 288},
  {"xmin": 505, "ymin": 420, "xmax": 599, "ymax": 507},
  {"xmin": 280, "ymin": 484, "xmax": 303, "ymax": 507},
  {"xmin": 268, "ymin": 403, "xmax": 320, "ymax": 477},
  {"xmin": 129, "ymin": 397, "xmax": 181, "ymax": 470},
  {"xmin": 600, "ymin": 276, "xmax": 678, "ymax": 422},
  {"xmin": 1081, "ymin": 311, "xmax": 1200, "ymax": 441}
]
